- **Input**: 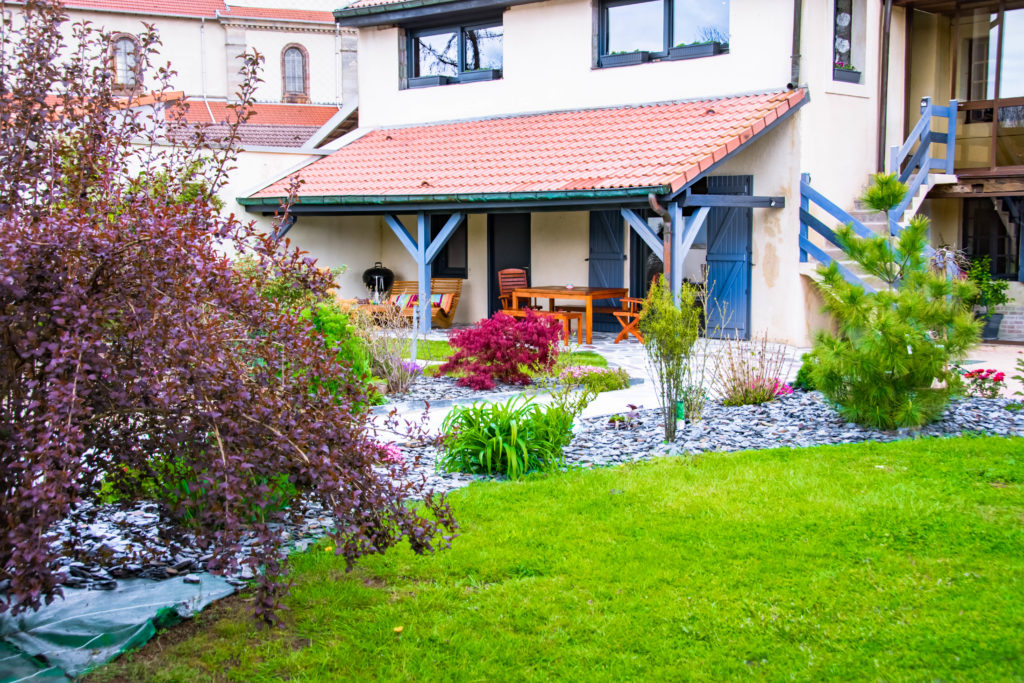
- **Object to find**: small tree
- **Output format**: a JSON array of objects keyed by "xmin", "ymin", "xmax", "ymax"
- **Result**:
[
  {"xmin": 0, "ymin": 0, "xmax": 454, "ymax": 623},
  {"xmin": 638, "ymin": 276, "xmax": 701, "ymax": 441},
  {"xmin": 806, "ymin": 176, "xmax": 980, "ymax": 429}
]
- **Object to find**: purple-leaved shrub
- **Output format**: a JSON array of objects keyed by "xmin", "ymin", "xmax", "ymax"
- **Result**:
[
  {"xmin": 0, "ymin": 0, "xmax": 454, "ymax": 624},
  {"xmin": 438, "ymin": 311, "xmax": 562, "ymax": 389}
]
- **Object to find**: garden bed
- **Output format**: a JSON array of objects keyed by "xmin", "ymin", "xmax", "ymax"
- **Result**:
[{"xmin": 30, "ymin": 392, "xmax": 1024, "ymax": 594}]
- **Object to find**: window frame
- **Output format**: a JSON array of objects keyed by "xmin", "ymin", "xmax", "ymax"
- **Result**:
[
  {"xmin": 406, "ymin": 19, "xmax": 503, "ymax": 88},
  {"xmin": 597, "ymin": 0, "xmax": 729, "ymax": 66},
  {"xmin": 110, "ymin": 34, "xmax": 141, "ymax": 92},
  {"xmin": 281, "ymin": 43, "xmax": 310, "ymax": 103}
]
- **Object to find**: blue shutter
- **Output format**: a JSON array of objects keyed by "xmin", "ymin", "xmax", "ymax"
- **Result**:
[{"xmin": 705, "ymin": 176, "xmax": 752, "ymax": 340}]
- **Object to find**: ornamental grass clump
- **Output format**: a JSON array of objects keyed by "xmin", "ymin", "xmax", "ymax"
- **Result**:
[
  {"xmin": 0, "ymin": 0, "xmax": 454, "ymax": 624},
  {"xmin": 439, "ymin": 311, "xmax": 562, "ymax": 390},
  {"xmin": 806, "ymin": 175, "xmax": 980, "ymax": 429},
  {"xmin": 438, "ymin": 384, "xmax": 595, "ymax": 479},
  {"xmin": 712, "ymin": 333, "xmax": 792, "ymax": 406}
]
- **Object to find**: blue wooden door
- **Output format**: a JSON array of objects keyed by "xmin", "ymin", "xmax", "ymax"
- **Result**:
[
  {"xmin": 588, "ymin": 211, "xmax": 625, "ymax": 332},
  {"xmin": 705, "ymin": 176, "xmax": 752, "ymax": 339}
]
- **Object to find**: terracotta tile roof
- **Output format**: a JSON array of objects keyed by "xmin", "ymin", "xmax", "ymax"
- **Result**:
[
  {"xmin": 217, "ymin": 6, "xmax": 335, "ymax": 23},
  {"xmin": 62, "ymin": 0, "xmax": 228, "ymax": 18},
  {"xmin": 342, "ymin": 0, "xmax": 412, "ymax": 8},
  {"xmin": 251, "ymin": 89, "xmax": 806, "ymax": 201},
  {"xmin": 177, "ymin": 101, "xmax": 340, "ymax": 127}
]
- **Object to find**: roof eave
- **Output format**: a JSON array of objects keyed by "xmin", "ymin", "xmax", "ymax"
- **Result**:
[
  {"xmin": 334, "ymin": 0, "xmax": 542, "ymax": 27},
  {"xmin": 239, "ymin": 186, "xmax": 669, "ymax": 214}
]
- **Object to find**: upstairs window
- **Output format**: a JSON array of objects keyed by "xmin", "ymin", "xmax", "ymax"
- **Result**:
[
  {"xmin": 282, "ymin": 44, "xmax": 309, "ymax": 103},
  {"xmin": 112, "ymin": 36, "xmax": 139, "ymax": 89},
  {"xmin": 599, "ymin": 0, "xmax": 728, "ymax": 66},
  {"xmin": 408, "ymin": 21, "xmax": 503, "ymax": 87}
]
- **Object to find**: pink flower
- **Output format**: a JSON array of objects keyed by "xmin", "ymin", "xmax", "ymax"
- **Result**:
[{"xmin": 380, "ymin": 443, "xmax": 404, "ymax": 465}]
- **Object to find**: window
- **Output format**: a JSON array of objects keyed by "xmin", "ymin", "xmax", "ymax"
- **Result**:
[
  {"xmin": 831, "ymin": 0, "xmax": 864, "ymax": 83},
  {"xmin": 599, "ymin": 0, "xmax": 728, "ymax": 65},
  {"xmin": 954, "ymin": 8, "xmax": 1024, "ymax": 171},
  {"xmin": 282, "ymin": 44, "xmax": 309, "ymax": 103},
  {"xmin": 431, "ymin": 216, "xmax": 468, "ymax": 278},
  {"xmin": 408, "ymin": 22, "xmax": 503, "ymax": 87},
  {"xmin": 112, "ymin": 36, "xmax": 139, "ymax": 89}
]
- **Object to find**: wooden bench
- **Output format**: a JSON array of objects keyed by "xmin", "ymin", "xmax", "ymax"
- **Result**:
[
  {"xmin": 500, "ymin": 308, "xmax": 583, "ymax": 346},
  {"xmin": 390, "ymin": 278, "xmax": 462, "ymax": 329}
]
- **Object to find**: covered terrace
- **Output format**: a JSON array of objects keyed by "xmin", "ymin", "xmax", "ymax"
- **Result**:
[{"xmin": 239, "ymin": 88, "xmax": 807, "ymax": 339}]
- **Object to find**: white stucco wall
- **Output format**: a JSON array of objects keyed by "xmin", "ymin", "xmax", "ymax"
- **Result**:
[{"xmin": 356, "ymin": 0, "xmax": 795, "ymax": 128}]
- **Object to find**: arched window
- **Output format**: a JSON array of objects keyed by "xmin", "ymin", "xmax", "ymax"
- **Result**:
[
  {"xmin": 282, "ymin": 45, "xmax": 308, "ymax": 102},
  {"xmin": 112, "ymin": 36, "xmax": 139, "ymax": 88}
]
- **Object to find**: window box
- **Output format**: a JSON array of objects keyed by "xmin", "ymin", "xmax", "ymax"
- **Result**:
[
  {"xmin": 600, "ymin": 51, "xmax": 651, "ymax": 67},
  {"xmin": 409, "ymin": 75, "xmax": 452, "ymax": 88},
  {"xmin": 668, "ymin": 41, "xmax": 725, "ymax": 60},
  {"xmin": 459, "ymin": 68, "xmax": 501, "ymax": 82},
  {"xmin": 833, "ymin": 67, "xmax": 861, "ymax": 84}
]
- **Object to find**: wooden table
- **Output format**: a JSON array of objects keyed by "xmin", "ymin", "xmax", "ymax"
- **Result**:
[{"xmin": 512, "ymin": 285, "xmax": 628, "ymax": 344}]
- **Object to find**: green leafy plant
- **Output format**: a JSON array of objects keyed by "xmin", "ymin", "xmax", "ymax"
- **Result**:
[
  {"xmin": 678, "ymin": 384, "xmax": 709, "ymax": 421},
  {"xmin": 438, "ymin": 385, "xmax": 595, "ymax": 480},
  {"xmin": 791, "ymin": 353, "xmax": 817, "ymax": 391},
  {"xmin": 858, "ymin": 173, "xmax": 908, "ymax": 214},
  {"xmin": 559, "ymin": 365, "xmax": 630, "ymax": 393},
  {"xmin": 639, "ymin": 276, "xmax": 702, "ymax": 441},
  {"xmin": 965, "ymin": 256, "xmax": 1010, "ymax": 319},
  {"xmin": 808, "ymin": 175, "xmax": 981, "ymax": 429}
]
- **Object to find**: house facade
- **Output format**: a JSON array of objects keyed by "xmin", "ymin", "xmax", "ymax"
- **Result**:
[{"xmin": 241, "ymin": 0, "xmax": 1024, "ymax": 344}]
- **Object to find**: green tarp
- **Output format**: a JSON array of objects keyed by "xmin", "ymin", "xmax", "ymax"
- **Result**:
[{"xmin": 0, "ymin": 575, "xmax": 236, "ymax": 682}]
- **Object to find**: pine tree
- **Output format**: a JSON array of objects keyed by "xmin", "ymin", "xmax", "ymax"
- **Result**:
[{"xmin": 807, "ymin": 177, "xmax": 980, "ymax": 429}]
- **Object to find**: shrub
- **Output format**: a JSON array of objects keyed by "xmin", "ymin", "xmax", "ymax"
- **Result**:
[
  {"xmin": 962, "ymin": 368, "xmax": 1006, "ymax": 399},
  {"xmin": 559, "ymin": 366, "xmax": 630, "ymax": 393},
  {"xmin": 350, "ymin": 304, "xmax": 422, "ymax": 394},
  {"xmin": 638, "ymin": 276, "xmax": 702, "ymax": 441},
  {"xmin": 791, "ymin": 353, "xmax": 817, "ymax": 391},
  {"xmin": 438, "ymin": 387, "xmax": 593, "ymax": 479},
  {"xmin": 713, "ymin": 333, "xmax": 792, "ymax": 406},
  {"xmin": 0, "ymin": 1, "xmax": 454, "ymax": 623},
  {"xmin": 439, "ymin": 311, "xmax": 563, "ymax": 390},
  {"xmin": 965, "ymin": 256, "xmax": 1010, "ymax": 319},
  {"xmin": 808, "ymin": 176, "xmax": 980, "ymax": 429}
]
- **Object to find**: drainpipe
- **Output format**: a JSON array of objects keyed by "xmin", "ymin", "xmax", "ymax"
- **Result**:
[
  {"xmin": 200, "ymin": 17, "xmax": 213, "ymax": 122},
  {"xmin": 789, "ymin": 0, "xmax": 802, "ymax": 88},
  {"xmin": 648, "ymin": 193, "xmax": 672, "ymax": 285},
  {"xmin": 877, "ymin": 0, "xmax": 893, "ymax": 172}
]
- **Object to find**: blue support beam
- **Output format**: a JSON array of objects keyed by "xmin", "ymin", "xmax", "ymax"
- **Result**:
[
  {"xmin": 416, "ymin": 213, "xmax": 431, "ymax": 334},
  {"xmin": 670, "ymin": 203, "xmax": 709, "ymax": 304},
  {"xmin": 620, "ymin": 208, "xmax": 663, "ymax": 255},
  {"xmin": 385, "ymin": 212, "xmax": 465, "ymax": 334}
]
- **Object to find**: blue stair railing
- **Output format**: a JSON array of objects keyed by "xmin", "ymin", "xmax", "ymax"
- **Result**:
[
  {"xmin": 886, "ymin": 96, "xmax": 958, "ymax": 235},
  {"xmin": 799, "ymin": 174, "xmax": 876, "ymax": 292},
  {"xmin": 799, "ymin": 95, "xmax": 960, "ymax": 288}
]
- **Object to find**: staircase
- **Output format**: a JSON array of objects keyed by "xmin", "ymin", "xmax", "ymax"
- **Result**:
[{"xmin": 799, "ymin": 96, "xmax": 960, "ymax": 292}]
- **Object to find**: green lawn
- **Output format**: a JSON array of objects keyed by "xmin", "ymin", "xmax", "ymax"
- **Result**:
[
  {"xmin": 92, "ymin": 436, "xmax": 1024, "ymax": 681},
  {"xmin": 401, "ymin": 340, "xmax": 608, "ymax": 370}
]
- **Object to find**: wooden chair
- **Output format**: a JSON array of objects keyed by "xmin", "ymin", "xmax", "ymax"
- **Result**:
[
  {"xmin": 613, "ymin": 297, "xmax": 645, "ymax": 343},
  {"xmin": 389, "ymin": 278, "xmax": 462, "ymax": 328},
  {"xmin": 497, "ymin": 268, "xmax": 534, "ymax": 309}
]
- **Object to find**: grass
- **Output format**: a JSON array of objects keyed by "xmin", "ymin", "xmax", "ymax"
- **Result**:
[
  {"xmin": 91, "ymin": 436, "xmax": 1024, "ymax": 681},
  {"xmin": 399, "ymin": 338, "xmax": 453, "ymax": 362}
]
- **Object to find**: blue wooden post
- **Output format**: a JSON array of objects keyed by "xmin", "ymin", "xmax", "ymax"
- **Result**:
[
  {"xmin": 669, "ymin": 202, "xmax": 683, "ymax": 304},
  {"xmin": 799, "ymin": 173, "xmax": 810, "ymax": 263},
  {"xmin": 416, "ymin": 213, "xmax": 431, "ymax": 335},
  {"xmin": 946, "ymin": 98, "xmax": 958, "ymax": 173}
]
